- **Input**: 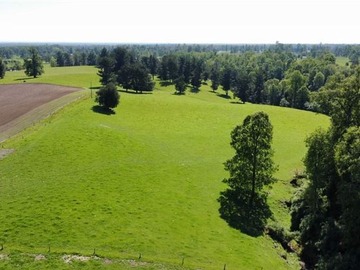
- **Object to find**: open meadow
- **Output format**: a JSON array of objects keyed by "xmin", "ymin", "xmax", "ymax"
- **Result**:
[{"xmin": 0, "ymin": 66, "xmax": 329, "ymax": 269}]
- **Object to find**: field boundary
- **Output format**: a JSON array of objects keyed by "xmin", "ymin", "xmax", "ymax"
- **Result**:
[{"xmin": 0, "ymin": 89, "xmax": 87, "ymax": 143}]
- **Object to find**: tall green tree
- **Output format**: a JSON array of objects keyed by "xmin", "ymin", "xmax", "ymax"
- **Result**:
[
  {"xmin": 190, "ymin": 57, "xmax": 203, "ymax": 90},
  {"xmin": 174, "ymin": 76, "xmax": 186, "ymax": 95},
  {"xmin": 219, "ymin": 112, "xmax": 277, "ymax": 235},
  {"xmin": 142, "ymin": 54, "xmax": 159, "ymax": 79},
  {"xmin": 24, "ymin": 47, "xmax": 44, "ymax": 78},
  {"xmin": 97, "ymin": 48, "xmax": 114, "ymax": 86},
  {"xmin": 263, "ymin": 79, "xmax": 282, "ymax": 105},
  {"xmin": 0, "ymin": 58, "xmax": 5, "ymax": 79},
  {"xmin": 312, "ymin": 71, "xmax": 325, "ymax": 91},
  {"xmin": 286, "ymin": 70, "xmax": 308, "ymax": 109},
  {"xmin": 210, "ymin": 61, "xmax": 221, "ymax": 92},
  {"xmin": 119, "ymin": 63, "xmax": 154, "ymax": 93},
  {"xmin": 232, "ymin": 67, "xmax": 249, "ymax": 103},
  {"xmin": 221, "ymin": 65, "xmax": 232, "ymax": 97}
]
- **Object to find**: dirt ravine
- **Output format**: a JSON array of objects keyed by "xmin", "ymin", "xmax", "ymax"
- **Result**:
[{"xmin": 0, "ymin": 83, "xmax": 84, "ymax": 142}]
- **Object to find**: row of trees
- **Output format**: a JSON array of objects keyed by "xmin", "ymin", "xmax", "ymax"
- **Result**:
[
  {"xmin": 51, "ymin": 50, "xmax": 97, "ymax": 67},
  {"xmin": 155, "ymin": 50, "xmax": 343, "ymax": 109},
  {"xmin": 2, "ymin": 43, "xmax": 360, "ymax": 61}
]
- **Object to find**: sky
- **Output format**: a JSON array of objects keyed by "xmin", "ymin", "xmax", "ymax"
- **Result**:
[{"xmin": 0, "ymin": 0, "xmax": 359, "ymax": 44}]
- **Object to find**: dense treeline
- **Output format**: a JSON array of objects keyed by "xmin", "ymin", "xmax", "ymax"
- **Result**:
[
  {"xmin": 1, "ymin": 43, "xmax": 359, "ymax": 113},
  {"xmin": 290, "ymin": 68, "xmax": 360, "ymax": 269},
  {"xmin": 1, "ymin": 42, "xmax": 360, "ymax": 60}
]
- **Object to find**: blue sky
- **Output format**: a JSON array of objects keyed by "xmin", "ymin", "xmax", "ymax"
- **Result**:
[{"xmin": 0, "ymin": 0, "xmax": 359, "ymax": 44}]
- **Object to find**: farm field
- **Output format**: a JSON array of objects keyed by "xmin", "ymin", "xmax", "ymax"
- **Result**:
[
  {"xmin": 0, "ymin": 84, "xmax": 82, "ymax": 142},
  {"xmin": 0, "ymin": 66, "xmax": 330, "ymax": 269}
]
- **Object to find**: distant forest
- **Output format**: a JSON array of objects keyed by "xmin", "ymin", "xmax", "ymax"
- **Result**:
[
  {"xmin": 0, "ymin": 43, "xmax": 360, "ymax": 65},
  {"xmin": 1, "ymin": 42, "xmax": 360, "ymax": 113}
]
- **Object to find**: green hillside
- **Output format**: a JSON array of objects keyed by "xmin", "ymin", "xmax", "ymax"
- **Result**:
[{"xmin": 0, "ymin": 66, "xmax": 329, "ymax": 269}]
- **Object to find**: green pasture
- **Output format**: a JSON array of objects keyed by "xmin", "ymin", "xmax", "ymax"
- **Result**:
[
  {"xmin": 0, "ymin": 66, "xmax": 329, "ymax": 269},
  {"xmin": 1, "ymin": 64, "xmax": 100, "ymax": 88}
]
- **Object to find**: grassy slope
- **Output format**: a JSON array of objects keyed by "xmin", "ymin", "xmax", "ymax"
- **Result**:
[{"xmin": 0, "ymin": 67, "xmax": 329, "ymax": 269}]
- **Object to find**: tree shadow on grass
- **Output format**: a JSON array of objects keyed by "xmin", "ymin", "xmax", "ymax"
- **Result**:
[
  {"xmin": 216, "ymin": 93, "xmax": 231, "ymax": 99},
  {"xmin": 160, "ymin": 81, "xmax": 174, "ymax": 87},
  {"xmin": 190, "ymin": 87, "xmax": 200, "ymax": 93},
  {"xmin": 218, "ymin": 189, "xmax": 272, "ymax": 237},
  {"xmin": 230, "ymin": 101, "xmax": 246, "ymax": 105},
  {"xmin": 15, "ymin": 77, "xmax": 35, "ymax": 82},
  {"xmin": 92, "ymin": 105, "xmax": 115, "ymax": 115},
  {"xmin": 118, "ymin": 89, "xmax": 153, "ymax": 95}
]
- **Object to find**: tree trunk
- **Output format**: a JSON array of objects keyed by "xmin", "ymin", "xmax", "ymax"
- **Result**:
[
  {"xmin": 250, "ymin": 142, "xmax": 258, "ymax": 207},
  {"xmin": 250, "ymin": 165, "xmax": 256, "ymax": 207}
]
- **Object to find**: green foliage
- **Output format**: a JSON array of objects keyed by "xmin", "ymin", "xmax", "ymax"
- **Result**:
[
  {"xmin": 0, "ymin": 57, "xmax": 5, "ymax": 79},
  {"xmin": 0, "ymin": 66, "xmax": 330, "ymax": 270},
  {"xmin": 119, "ymin": 63, "xmax": 154, "ymax": 93},
  {"xmin": 219, "ymin": 112, "xmax": 277, "ymax": 235},
  {"xmin": 23, "ymin": 47, "xmax": 44, "ymax": 78},
  {"xmin": 266, "ymin": 222, "xmax": 299, "ymax": 253},
  {"xmin": 335, "ymin": 127, "xmax": 360, "ymax": 255},
  {"xmin": 291, "ymin": 67, "xmax": 360, "ymax": 269},
  {"xmin": 174, "ymin": 76, "xmax": 186, "ymax": 94},
  {"xmin": 95, "ymin": 82, "xmax": 120, "ymax": 109},
  {"xmin": 285, "ymin": 70, "xmax": 309, "ymax": 109},
  {"xmin": 97, "ymin": 48, "xmax": 115, "ymax": 85},
  {"xmin": 263, "ymin": 79, "xmax": 282, "ymax": 105}
]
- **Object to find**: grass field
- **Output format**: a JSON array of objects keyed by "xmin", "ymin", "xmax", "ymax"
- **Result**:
[
  {"xmin": 336, "ymin": 56, "xmax": 349, "ymax": 67},
  {"xmin": 0, "ymin": 66, "xmax": 330, "ymax": 269},
  {"xmin": 1, "ymin": 64, "xmax": 100, "ymax": 88}
]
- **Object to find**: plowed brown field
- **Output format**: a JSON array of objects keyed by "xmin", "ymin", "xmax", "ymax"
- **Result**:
[{"xmin": 0, "ymin": 84, "xmax": 83, "ymax": 142}]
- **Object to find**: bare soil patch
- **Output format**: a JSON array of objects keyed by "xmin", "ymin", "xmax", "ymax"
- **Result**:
[{"xmin": 0, "ymin": 84, "xmax": 84, "ymax": 142}]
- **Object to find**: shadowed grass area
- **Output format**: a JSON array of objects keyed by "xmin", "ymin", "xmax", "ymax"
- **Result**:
[{"xmin": 0, "ymin": 69, "xmax": 330, "ymax": 269}]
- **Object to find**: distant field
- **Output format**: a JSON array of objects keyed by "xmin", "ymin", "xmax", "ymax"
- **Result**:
[
  {"xmin": 336, "ymin": 56, "xmax": 349, "ymax": 67},
  {"xmin": 1, "ymin": 64, "xmax": 100, "ymax": 88},
  {"xmin": 0, "ymin": 67, "xmax": 329, "ymax": 269}
]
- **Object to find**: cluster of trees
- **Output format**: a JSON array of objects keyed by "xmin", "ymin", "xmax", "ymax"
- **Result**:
[
  {"xmin": 154, "ymin": 49, "xmax": 341, "ymax": 110},
  {"xmin": 52, "ymin": 50, "xmax": 97, "ymax": 67},
  {"xmin": 95, "ymin": 47, "xmax": 157, "ymax": 110},
  {"xmin": 290, "ymin": 67, "xmax": 360, "ymax": 269},
  {"xmin": 97, "ymin": 47, "xmax": 155, "ymax": 93},
  {"xmin": 0, "ymin": 48, "xmax": 44, "ymax": 79}
]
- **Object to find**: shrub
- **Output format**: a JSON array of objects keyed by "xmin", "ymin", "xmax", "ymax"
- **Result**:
[{"xmin": 96, "ymin": 82, "xmax": 120, "ymax": 109}]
